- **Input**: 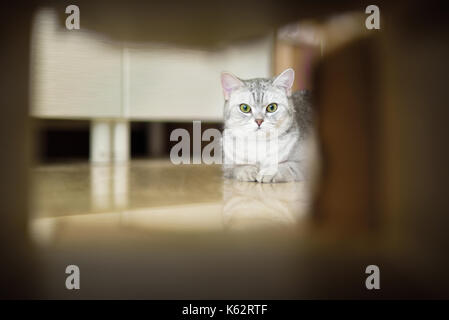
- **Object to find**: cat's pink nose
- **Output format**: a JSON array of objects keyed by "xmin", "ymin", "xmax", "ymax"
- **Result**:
[{"xmin": 255, "ymin": 119, "xmax": 264, "ymax": 127}]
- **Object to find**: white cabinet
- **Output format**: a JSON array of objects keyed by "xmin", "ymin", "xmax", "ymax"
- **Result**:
[
  {"xmin": 31, "ymin": 9, "xmax": 273, "ymax": 121},
  {"xmin": 30, "ymin": 8, "xmax": 273, "ymax": 161},
  {"xmin": 31, "ymin": 9, "xmax": 123, "ymax": 119},
  {"xmin": 126, "ymin": 37, "xmax": 273, "ymax": 121}
]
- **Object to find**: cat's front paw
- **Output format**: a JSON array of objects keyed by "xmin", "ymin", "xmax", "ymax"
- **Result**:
[
  {"xmin": 233, "ymin": 166, "xmax": 258, "ymax": 182},
  {"xmin": 257, "ymin": 171, "xmax": 292, "ymax": 183},
  {"xmin": 256, "ymin": 167, "xmax": 277, "ymax": 183},
  {"xmin": 256, "ymin": 164, "xmax": 301, "ymax": 183}
]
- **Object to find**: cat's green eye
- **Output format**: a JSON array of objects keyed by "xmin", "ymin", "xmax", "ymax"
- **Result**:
[
  {"xmin": 266, "ymin": 103, "xmax": 278, "ymax": 113},
  {"xmin": 239, "ymin": 104, "xmax": 251, "ymax": 113}
]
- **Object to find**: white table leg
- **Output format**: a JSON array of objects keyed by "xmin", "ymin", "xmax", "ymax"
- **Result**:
[
  {"xmin": 90, "ymin": 120, "xmax": 112, "ymax": 163},
  {"xmin": 112, "ymin": 120, "xmax": 130, "ymax": 163}
]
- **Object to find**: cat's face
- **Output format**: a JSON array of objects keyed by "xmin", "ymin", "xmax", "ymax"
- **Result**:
[{"xmin": 221, "ymin": 69, "xmax": 295, "ymax": 135}]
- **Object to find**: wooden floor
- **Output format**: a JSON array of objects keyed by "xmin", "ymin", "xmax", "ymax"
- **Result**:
[
  {"xmin": 31, "ymin": 160, "xmax": 310, "ymax": 234},
  {"xmin": 28, "ymin": 160, "xmax": 441, "ymax": 299}
]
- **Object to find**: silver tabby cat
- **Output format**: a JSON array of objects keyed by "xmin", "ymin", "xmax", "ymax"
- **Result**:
[{"xmin": 221, "ymin": 68, "xmax": 313, "ymax": 183}]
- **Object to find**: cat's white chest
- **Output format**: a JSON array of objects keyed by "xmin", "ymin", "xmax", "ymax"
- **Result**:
[{"xmin": 222, "ymin": 129, "xmax": 302, "ymax": 168}]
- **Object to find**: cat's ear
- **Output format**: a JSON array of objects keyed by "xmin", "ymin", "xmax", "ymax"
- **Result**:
[
  {"xmin": 221, "ymin": 72, "xmax": 244, "ymax": 100},
  {"xmin": 272, "ymin": 68, "xmax": 295, "ymax": 96}
]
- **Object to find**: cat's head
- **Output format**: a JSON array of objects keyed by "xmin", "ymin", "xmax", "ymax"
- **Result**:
[{"xmin": 221, "ymin": 68, "xmax": 295, "ymax": 135}]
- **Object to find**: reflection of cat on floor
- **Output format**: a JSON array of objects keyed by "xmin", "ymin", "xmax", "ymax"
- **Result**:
[
  {"xmin": 221, "ymin": 68, "xmax": 313, "ymax": 183},
  {"xmin": 222, "ymin": 180, "xmax": 310, "ymax": 230}
]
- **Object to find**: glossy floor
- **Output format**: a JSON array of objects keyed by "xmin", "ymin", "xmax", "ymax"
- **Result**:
[
  {"xmin": 29, "ymin": 160, "xmax": 315, "ymax": 298},
  {"xmin": 29, "ymin": 160, "xmax": 437, "ymax": 299},
  {"xmin": 31, "ymin": 160, "xmax": 310, "ymax": 241}
]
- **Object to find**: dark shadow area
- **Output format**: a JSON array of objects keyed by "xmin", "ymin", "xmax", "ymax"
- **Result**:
[
  {"xmin": 34, "ymin": 120, "xmax": 90, "ymax": 163},
  {"xmin": 33, "ymin": 120, "xmax": 223, "ymax": 162}
]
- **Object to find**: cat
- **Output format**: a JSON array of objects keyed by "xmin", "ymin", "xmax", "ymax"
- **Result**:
[{"xmin": 220, "ymin": 68, "xmax": 313, "ymax": 183}]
